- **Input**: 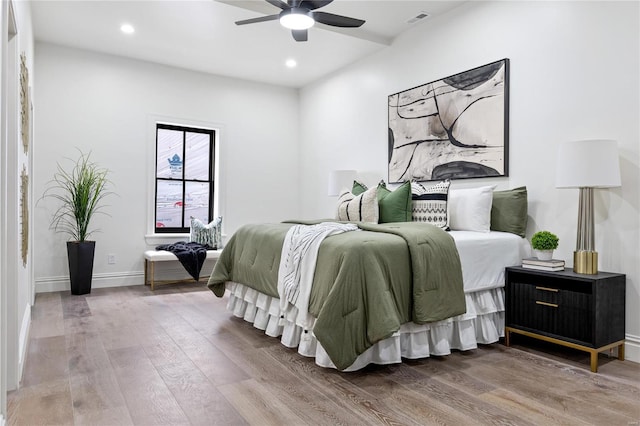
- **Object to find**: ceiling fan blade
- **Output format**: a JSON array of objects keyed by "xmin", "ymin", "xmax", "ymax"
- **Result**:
[
  {"xmin": 265, "ymin": 0, "xmax": 289, "ymax": 10},
  {"xmin": 235, "ymin": 14, "xmax": 280, "ymax": 25},
  {"xmin": 313, "ymin": 11, "xmax": 365, "ymax": 28},
  {"xmin": 292, "ymin": 29, "xmax": 308, "ymax": 42},
  {"xmin": 299, "ymin": 0, "xmax": 333, "ymax": 10}
]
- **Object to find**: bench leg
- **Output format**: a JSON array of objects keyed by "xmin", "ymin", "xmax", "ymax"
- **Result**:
[
  {"xmin": 144, "ymin": 259, "xmax": 149, "ymax": 286},
  {"xmin": 151, "ymin": 261, "xmax": 155, "ymax": 291}
]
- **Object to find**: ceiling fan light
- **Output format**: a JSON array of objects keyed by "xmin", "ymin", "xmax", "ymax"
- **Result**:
[{"xmin": 279, "ymin": 9, "xmax": 314, "ymax": 30}]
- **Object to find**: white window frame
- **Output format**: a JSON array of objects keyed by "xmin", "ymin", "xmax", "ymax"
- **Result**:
[{"xmin": 145, "ymin": 115, "xmax": 222, "ymax": 244}]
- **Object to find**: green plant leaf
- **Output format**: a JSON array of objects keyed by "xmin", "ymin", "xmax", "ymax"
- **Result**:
[
  {"xmin": 531, "ymin": 230, "xmax": 559, "ymax": 250},
  {"xmin": 40, "ymin": 149, "xmax": 113, "ymax": 242}
]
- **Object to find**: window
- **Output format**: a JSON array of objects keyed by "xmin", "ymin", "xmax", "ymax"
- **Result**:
[{"xmin": 155, "ymin": 123, "xmax": 214, "ymax": 233}]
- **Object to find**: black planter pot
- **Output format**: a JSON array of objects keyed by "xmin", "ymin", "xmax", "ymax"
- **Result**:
[{"xmin": 67, "ymin": 241, "xmax": 96, "ymax": 295}]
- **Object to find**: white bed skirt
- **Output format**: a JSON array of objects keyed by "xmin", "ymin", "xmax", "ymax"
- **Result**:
[{"xmin": 225, "ymin": 281, "xmax": 505, "ymax": 371}]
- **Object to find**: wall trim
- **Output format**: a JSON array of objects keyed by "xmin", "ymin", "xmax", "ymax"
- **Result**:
[
  {"xmin": 624, "ymin": 333, "xmax": 640, "ymax": 364},
  {"xmin": 17, "ymin": 304, "xmax": 30, "ymax": 383},
  {"xmin": 35, "ymin": 271, "xmax": 144, "ymax": 293},
  {"xmin": 35, "ymin": 259, "xmax": 218, "ymax": 294}
]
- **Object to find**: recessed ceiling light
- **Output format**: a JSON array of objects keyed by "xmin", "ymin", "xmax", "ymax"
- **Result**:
[
  {"xmin": 285, "ymin": 59, "xmax": 297, "ymax": 68},
  {"xmin": 120, "ymin": 23, "xmax": 135, "ymax": 34}
]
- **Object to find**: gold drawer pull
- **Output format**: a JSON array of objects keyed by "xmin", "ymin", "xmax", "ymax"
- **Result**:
[
  {"xmin": 536, "ymin": 301, "xmax": 558, "ymax": 308},
  {"xmin": 535, "ymin": 286, "xmax": 559, "ymax": 292}
]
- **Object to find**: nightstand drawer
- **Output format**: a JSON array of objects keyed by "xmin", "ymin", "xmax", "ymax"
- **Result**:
[
  {"xmin": 510, "ymin": 273, "xmax": 593, "ymax": 295},
  {"xmin": 508, "ymin": 281, "xmax": 594, "ymax": 343}
]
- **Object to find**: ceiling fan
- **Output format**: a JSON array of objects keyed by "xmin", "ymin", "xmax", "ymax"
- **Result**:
[{"xmin": 235, "ymin": 0, "xmax": 365, "ymax": 42}]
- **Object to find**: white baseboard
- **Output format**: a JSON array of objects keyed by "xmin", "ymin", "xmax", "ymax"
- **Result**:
[
  {"xmin": 18, "ymin": 305, "xmax": 31, "ymax": 383},
  {"xmin": 35, "ymin": 271, "xmax": 145, "ymax": 293},
  {"xmin": 35, "ymin": 260, "xmax": 217, "ymax": 293},
  {"xmin": 624, "ymin": 333, "xmax": 640, "ymax": 363}
]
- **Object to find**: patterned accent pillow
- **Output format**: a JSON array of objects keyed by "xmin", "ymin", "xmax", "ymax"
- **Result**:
[
  {"xmin": 190, "ymin": 216, "xmax": 222, "ymax": 249},
  {"xmin": 411, "ymin": 180, "xmax": 450, "ymax": 229},
  {"xmin": 336, "ymin": 187, "xmax": 379, "ymax": 223}
]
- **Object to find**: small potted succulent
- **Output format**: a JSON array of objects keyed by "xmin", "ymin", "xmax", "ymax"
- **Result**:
[{"xmin": 531, "ymin": 230, "xmax": 559, "ymax": 261}]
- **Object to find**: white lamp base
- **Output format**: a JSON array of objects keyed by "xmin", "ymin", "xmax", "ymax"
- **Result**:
[{"xmin": 574, "ymin": 250, "xmax": 598, "ymax": 274}]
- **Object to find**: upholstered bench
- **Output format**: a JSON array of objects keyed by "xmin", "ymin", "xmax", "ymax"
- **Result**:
[{"xmin": 143, "ymin": 249, "xmax": 223, "ymax": 290}]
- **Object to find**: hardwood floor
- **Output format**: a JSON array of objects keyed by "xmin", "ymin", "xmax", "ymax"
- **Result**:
[{"xmin": 8, "ymin": 283, "xmax": 640, "ymax": 425}]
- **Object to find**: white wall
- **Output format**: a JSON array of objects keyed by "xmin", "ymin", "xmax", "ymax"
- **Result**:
[
  {"xmin": 1, "ymin": 0, "xmax": 35, "ymax": 404},
  {"xmin": 33, "ymin": 43, "xmax": 300, "ymax": 291},
  {"xmin": 298, "ymin": 1, "xmax": 639, "ymax": 361},
  {"xmin": 14, "ymin": 0, "xmax": 35, "ymax": 386}
]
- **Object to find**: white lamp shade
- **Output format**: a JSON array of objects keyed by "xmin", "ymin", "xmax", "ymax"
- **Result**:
[
  {"xmin": 556, "ymin": 139, "xmax": 621, "ymax": 188},
  {"xmin": 328, "ymin": 170, "xmax": 356, "ymax": 196}
]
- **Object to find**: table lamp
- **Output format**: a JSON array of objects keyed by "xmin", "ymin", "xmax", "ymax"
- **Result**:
[{"xmin": 556, "ymin": 139, "xmax": 621, "ymax": 274}]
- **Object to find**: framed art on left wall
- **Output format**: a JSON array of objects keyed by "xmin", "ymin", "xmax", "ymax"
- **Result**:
[{"xmin": 388, "ymin": 58, "xmax": 509, "ymax": 183}]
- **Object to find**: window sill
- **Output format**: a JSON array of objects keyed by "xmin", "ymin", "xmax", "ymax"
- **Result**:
[
  {"xmin": 145, "ymin": 233, "xmax": 189, "ymax": 246},
  {"xmin": 144, "ymin": 233, "xmax": 228, "ymax": 247}
]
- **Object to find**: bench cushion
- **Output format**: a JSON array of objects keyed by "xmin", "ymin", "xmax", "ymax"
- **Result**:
[{"xmin": 144, "ymin": 249, "xmax": 222, "ymax": 262}]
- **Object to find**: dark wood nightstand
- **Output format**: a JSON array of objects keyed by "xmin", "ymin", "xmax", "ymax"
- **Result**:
[{"xmin": 504, "ymin": 266, "xmax": 626, "ymax": 372}]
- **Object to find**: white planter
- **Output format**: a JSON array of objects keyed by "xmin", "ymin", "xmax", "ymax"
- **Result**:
[{"xmin": 534, "ymin": 249, "xmax": 554, "ymax": 261}]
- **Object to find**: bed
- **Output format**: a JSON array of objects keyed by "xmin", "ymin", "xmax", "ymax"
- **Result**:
[
  {"xmin": 207, "ymin": 220, "xmax": 530, "ymax": 371},
  {"xmin": 207, "ymin": 183, "xmax": 530, "ymax": 370}
]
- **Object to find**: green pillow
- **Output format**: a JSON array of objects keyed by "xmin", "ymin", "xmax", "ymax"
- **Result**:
[
  {"xmin": 490, "ymin": 186, "xmax": 528, "ymax": 237},
  {"xmin": 351, "ymin": 180, "xmax": 368, "ymax": 196},
  {"xmin": 376, "ymin": 181, "xmax": 412, "ymax": 223}
]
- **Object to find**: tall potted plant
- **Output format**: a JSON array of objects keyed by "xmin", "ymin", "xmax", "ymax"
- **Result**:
[{"xmin": 42, "ymin": 151, "xmax": 112, "ymax": 295}]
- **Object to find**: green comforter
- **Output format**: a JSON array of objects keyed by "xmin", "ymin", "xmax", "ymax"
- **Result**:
[{"xmin": 207, "ymin": 221, "xmax": 465, "ymax": 370}]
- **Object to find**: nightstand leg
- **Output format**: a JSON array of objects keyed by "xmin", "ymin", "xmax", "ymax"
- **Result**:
[
  {"xmin": 618, "ymin": 343, "xmax": 625, "ymax": 360},
  {"xmin": 590, "ymin": 351, "xmax": 598, "ymax": 373},
  {"xmin": 505, "ymin": 328, "xmax": 511, "ymax": 347}
]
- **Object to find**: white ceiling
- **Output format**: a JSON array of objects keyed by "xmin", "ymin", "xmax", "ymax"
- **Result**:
[{"xmin": 30, "ymin": 0, "xmax": 465, "ymax": 88}]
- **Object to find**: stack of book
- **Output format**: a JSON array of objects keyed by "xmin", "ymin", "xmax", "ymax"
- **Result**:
[{"xmin": 522, "ymin": 258, "xmax": 565, "ymax": 271}]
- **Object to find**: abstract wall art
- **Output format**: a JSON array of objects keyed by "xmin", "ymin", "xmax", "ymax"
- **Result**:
[{"xmin": 388, "ymin": 59, "xmax": 509, "ymax": 183}]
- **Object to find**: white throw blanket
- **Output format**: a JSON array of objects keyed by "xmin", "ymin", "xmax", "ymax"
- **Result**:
[{"xmin": 278, "ymin": 222, "xmax": 359, "ymax": 329}]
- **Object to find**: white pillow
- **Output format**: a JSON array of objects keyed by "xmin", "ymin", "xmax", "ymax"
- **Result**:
[
  {"xmin": 336, "ymin": 187, "xmax": 379, "ymax": 223},
  {"xmin": 449, "ymin": 186, "xmax": 496, "ymax": 232}
]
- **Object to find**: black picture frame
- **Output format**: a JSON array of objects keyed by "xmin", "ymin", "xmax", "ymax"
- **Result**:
[{"xmin": 388, "ymin": 58, "xmax": 510, "ymax": 183}]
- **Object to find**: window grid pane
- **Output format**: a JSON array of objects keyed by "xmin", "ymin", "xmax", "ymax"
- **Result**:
[
  {"xmin": 156, "ymin": 180, "xmax": 184, "ymax": 229},
  {"xmin": 185, "ymin": 132, "xmax": 210, "ymax": 181},
  {"xmin": 157, "ymin": 129, "xmax": 184, "ymax": 179},
  {"xmin": 184, "ymin": 181, "xmax": 210, "ymax": 224}
]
